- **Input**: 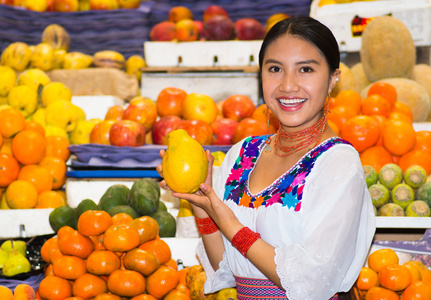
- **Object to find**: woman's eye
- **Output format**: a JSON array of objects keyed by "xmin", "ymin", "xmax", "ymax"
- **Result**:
[
  {"xmin": 301, "ymin": 66, "xmax": 313, "ymax": 73},
  {"xmin": 269, "ymin": 66, "xmax": 281, "ymax": 72}
]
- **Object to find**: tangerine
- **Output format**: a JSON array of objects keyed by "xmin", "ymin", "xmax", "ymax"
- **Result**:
[
  {"xmin": 5, "ymin": 179, "xmax": 38, "ymax": 209},
  {"xmin": 327, "ymin": 105, "xmax": 357, "ymax": 130},
  {"xmin": 367, "ymin": 82, "xmax": 397, "ymax": 108},
  {"xmin": 365, "ymin": 286, "xmax": 400, "ymax": 300},
  {"xmin": 340, "ymin": 115, "xmax": 380, "ymax": 153},
  {"xmin": 139, "ymin": 237, "xmax": 172, "ymax": 265},
  {"xmin": 24, "ymin": 120, "xmax": 45, "ymax": 137},
  {"xmin": 0, "ymin": 152, "xmax": 19, "ymax": 187},
  {"xmin": 111, "ymin": 212, "xmax": 134, "ymax": 225},
  {"xmin": 57, "ymin": 226, "xmax": 94, "ymax": 259},
  {"xmin": 52, "ymin": 255, "xmax": 87, "ymax": 280},
  {"xmin": 35, "ymin": 190, "xmax": 66, "ymax": 209},
  {"xmin": 333, "ymin": 89, "xmax": 363, "ymax": 114},
  {"xmin": 86, "ymin": 250, "xmax": 121, "ymax": 276},
  {"xmin": 103, "ymin": 223, "xmax": 140, "ymax": 252},
  {"xmin": 356, "ymin": 267, "xmax": 380, "ymax": 291},
  {"xmin": 130, "ymin": 295, "xmax": 158, "ymax": 300},
  {"xmin": 129, "ymin": 216, "xmax": 159, "ymax": 244},
  {"xmin": 41, "ymin": 236, "xmax": 63, "ymax": 264},
  {"xmin": 45, "ymin": 135, "xmax": 71, "ymax": 162},
  {"xmin": 18, "ymin": 164, "xmax": 53, "ymax": 194},
  {"xmin": 401, "ymin": 281, "xmax": 431, "ymax": 300},
  {"xmin": 145, "ymin": 265, "xmax": 180, "ymax": 299},
  {"xmin": 164, "ymin": 283, "xmax": 191, "ymax": 300},
  {"xmin": 77, "ymin": 210, "xmax": 113, "ymax": 237},
  {"xmin": 38, "ymin": 275, "xmax": 73, "ymax": 300},
  {"xmin": 368, "ymin": 248, "xmax": 399, "ymax": 273},
  {"xmin": 382, "ymin": 120, "xmax": 416, "ymax": 156},
  {"xmin": 0, "ymin": 107, "xmax": 25, "ymax": 138},
  {"xmin": 360, "ymin": 146, "xmax": 394, "ymax": 173},
  {"xmin": 123, "ymin": 248, "xmax": 160, "ymax": 276},
  {"xmin": 39, "ymin": 156, "xmax": 67, "ymax": 190},
  {"xmin": 362, "ymin": 94, "xmax": 391, "ymax": 118},
  {"xmin": 72, "ymin": 273, "xmax": 108, "ymax": 299},
  {"xmin": 107, "ymin": 269, "xmax": 146, "ymax": 297},
  {"xmin": 413, "ymin": 131, "xmax": 431, "ymax": 152},
  {"xmin": 93, "ymin": 293, "xmax": 122, "ymax": 300},
  {"xmin": 12, "ymin": 130, "xmax": 46, "ymax": 165},
  {"xmin": 391, "ymin": 102, "xmax": 413, "ymax": 122},
  {"xmin": 398, "ymin": 149, "xmax": 431, "ymax": 175},
  {"xmin": 378, "ymin": 264, "xmax": 412, "ymax": 291}
]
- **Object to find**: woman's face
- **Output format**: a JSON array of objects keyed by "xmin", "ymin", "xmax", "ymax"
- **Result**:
[{"xmin": 261, "ymin": 33, "xmax": 338, "ymax": 132}]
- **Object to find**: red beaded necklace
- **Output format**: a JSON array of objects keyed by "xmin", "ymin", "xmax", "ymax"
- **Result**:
[{"xmin": 269, "ymin": 114, "xmax": 328, "ymax": 157}]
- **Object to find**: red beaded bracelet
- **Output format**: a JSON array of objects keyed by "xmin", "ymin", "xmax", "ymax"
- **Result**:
[
  {"xmin": 195, "ymin": 217, "xmax": 219, "ymax": 235},
  {"xmin": 231, "ymin": 227, "xmax": 260, "ymax": 257}
]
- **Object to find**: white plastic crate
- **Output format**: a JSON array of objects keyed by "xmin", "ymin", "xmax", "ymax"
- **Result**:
[
  {"xmin": 0, "ymin": 209, "xmax": 54, "ymax": 239},
  {"xmin": 71, "ymin": 95, "xmax": 124, "ymax": 120},
  {"xmin": 144, "ymin": 40, "xmax": 262, "ymax": 67},
  {"xmin": 310, "ymin": 0, "xmax": 431, "ymax": 52}
]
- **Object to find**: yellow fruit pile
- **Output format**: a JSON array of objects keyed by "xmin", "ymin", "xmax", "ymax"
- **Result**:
[
  {"xmin": 37, "ymin": 210, "xmax": 190, "ymax": 299},
  {"xmin": 355, "ymin": 248, "xmax": 431, "ymax": 299}
]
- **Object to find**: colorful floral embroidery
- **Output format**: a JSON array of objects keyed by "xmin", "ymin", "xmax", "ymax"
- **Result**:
[{"xmin": 224, "ymin": 135, "xmax": 351, "ymax": 210}]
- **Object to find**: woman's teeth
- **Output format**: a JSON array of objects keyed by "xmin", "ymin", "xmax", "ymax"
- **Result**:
[{"xmin": 279, "ymin": 98, "xmax": 307, "ymax": 106}]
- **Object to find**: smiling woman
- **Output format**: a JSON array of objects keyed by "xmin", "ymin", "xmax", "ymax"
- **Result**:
[{"xmin": 157, "ymin": 16, "xmax": 376, "ymax": 300}]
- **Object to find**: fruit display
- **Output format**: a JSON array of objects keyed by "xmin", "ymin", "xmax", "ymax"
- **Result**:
[
  {"xmin": 354, "ymin": 248, "xmax": 431, "ymax": 299},
  {"xmin": 150, "ymin": 4, "xmax": 287, "ymax": 42},
  {"xmin": 365, "ymin": 163, "xmax": 431, "ymax": 217}
]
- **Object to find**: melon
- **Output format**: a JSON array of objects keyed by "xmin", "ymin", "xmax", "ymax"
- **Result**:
[
  {"xmin": 351, "ymin": 62, "xmax": 371, "ymax": 92},
  {"xmin": 360, "ymin": 16, "xmax": 415, "ymax": 82},
  {"xmin": 361, "ymin": 78, "xmax": 431, "ymax": 122},
  {"xmin": 331, "ymin": 62, "xmax": 359, "ymax": 97},
  {"xmin": 412, "ymin": 64, "xmax": 431, "ymax": 121}
]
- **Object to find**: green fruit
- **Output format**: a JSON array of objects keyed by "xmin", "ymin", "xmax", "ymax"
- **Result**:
[
  {"xmin": 378, "ymin": 163, "xmax": 403, "ymax": 189},
  {"xmin": 406, "ymin": 200, "xmax": 431, "ymax": 217},
  {"xmin": 378, "ymin": 203, "xmax": 405, "ymax": 216},
  {"xmin": 98, "ymin": 184, "xmax": 130, "ymax": 213},
  {"xmin": 416, "ymin": 182, "xmax": 431, "ymax": 207},
  {"xmin": 368, "ymin": 183, "xmax": 390, "ymax": 208},
  {"xmin": 391, "ymin": 183, "xmax": 415, "ymax": 210},
  {"xmin": 2, "ymin": 249, "xmax": 31, "ymax": 277},
  {"xmin": 76, "ymin": 199, "xmax": 99, "ymax": 218},
  {"xmin": 149, "ymin": 210, "xmax": 176, "ymax": 237},
  {"xmin": 108, "ymin": 205, "xmax": 139, "ymax": 219},
  {"xmin": 49, "ymin": 206, "xmax": 78, "ymax": 232},
  {"xmin": 363, "ymin": 165, "xmax": 378, "ymax": 188},
  {"xmin": 1, "ymin": 240, "xmax": 27, "ymax": 257},
  {"xmin": 404, "ymin": 165, "xmax": 427, "ymax": 188},
  {"xmin": 157, "ymin": 201, "xmax": 168, "ymax": 212},
  {"xmin": 129, "ymin": 178, "xmax": 160, "ymax": 216}
]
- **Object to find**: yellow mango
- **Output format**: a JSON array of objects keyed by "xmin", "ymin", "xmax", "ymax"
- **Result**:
[{"xmin": 162, "ymin": 129, "xmax": 208, "ymax": 193}]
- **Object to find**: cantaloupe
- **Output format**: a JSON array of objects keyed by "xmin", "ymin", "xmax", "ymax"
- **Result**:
[
  {"xmin": 360, "ymin": 16, "xmax": 416, "ymax": 82},
  {"xmin": 351, "ymin": 62, "xmax": 371, "ymax": 92},
  {"xmin": 412, "ymin": 64, "xmax": 431, "ymax": 121},
  {"xmin": 331, "ymin": 62, "xmax": 359, "ymax": 97},
  {"xmin": 361, "ymin": 78, "xmax": 431, "ymax": 122}
]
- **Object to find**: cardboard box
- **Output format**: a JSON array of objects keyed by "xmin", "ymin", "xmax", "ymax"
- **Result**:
[
  {"xmin": 310, "ymin": 0, "xmax": 431, "ymax": 52},
  {"xmin": 144, "ymin": 40, "xmax": 262, "ymax": 68},
  {"xmin": 141, "ymin": 71, "xmax": 260, "ymax": 104}
]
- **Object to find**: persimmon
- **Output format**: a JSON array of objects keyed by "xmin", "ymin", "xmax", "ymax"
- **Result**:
[
  {"xmin": 333, "ymin": 89, "xmax": 363, "ymax": 114},
  {"xmin": 86, "ymin": 250, "xmax": 121, "ymax": 276},
  {"xmin": 52, "ymin": 255, "xmax": 87, "ymax": 280},
  {"xmin": 378, "ymin": 264, "xmax": 412, "ymax": 291},
  {"xmin": 38, "ymin": 275, "xmax": 73, "ymax": 300},
  {"xmin": 107, "ymin": 269, "xmax": 146, "ymax": 298},
  {"xmin": 362, "ymin": 94, "xmax": 391, "ymax": 118},
  {"xmin": 340, "ymin": 115, "xmax": 380, "ymax": 153},
  {"xmin": 382, "ymin": 120, "xmax": 416, "ymax": 156},
  {"xmin": 72, "ymin": 273, "xmax": 108, "ymax": 299},
  {"xmin": 367, "ymin": 82, "xmax": 397, "ymax": 108}
]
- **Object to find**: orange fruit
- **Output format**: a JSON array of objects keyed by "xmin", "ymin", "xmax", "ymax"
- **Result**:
[
  {"xmin": 39, "ymin": 156, "xmax": 67, "ymax": 190},
  {"xmin": 104, "ymin": 105, "xmax": 125, "ymax": 121},
  {"xmin": 86, "ymin": 250, "xmax": 121, "ymax": 276},
  {"xmin": 398, "ymin": 149, "xmax": 431, "ymax": 175},
  {"xmin": 365, "ymin": 286, "xmax": 400, "ymax": 300},
  {"xmin": 165, "ymin": 258, "xmax": 178, "ymax": 271},
  {"xmin": 382, "ymin": 119, "xmax": 416, "ymax": 156},
  {"xmin": 360, "ymin": 145, "xmax": 394, "ymax": 173},
  {"xmin": 401, "ymin": 281, "xmax": 431, "ymax": 300},
  {"xmin": 24, "ymin": 120, "xmax": 45, "ymax": 137},
  {"xmin": 64, "ymin": 298, "xmax": 85, "ymax": 300},
  {"xmin": 0, "ymin": 137, "xmax": 13, "ymax": 155},
  {"xmin": 403, "ymin": 262, "xmax": 422, "ymax": 282},
  {"xmin": 72, "ymin": 273, "xmax": 108, "ymax": 299},
  {"xmin": 103, "ymin": 224, "xmax": 140, "ymax": 252},
  {"xmin": 35, "ymin": 190, "xmax": 66, "ymax": 208},
  {"xmin": 156, "ymin": 87, "xmax": 188, "ymax": 118},
  {"xmin": 111, "ymin": 212, "xmax": 134, "ymax": 225},
  {"xmin": 367, "ymin": 82, "xmax": 397, "ymax": 108},
  {"xmin": 370, "ymin": 115, "xmax": 387, "ymax": 146},
  {"xmin": 356, "ymin": 267, "xmax": 380, "ymax": 291},
  {"xmin": 5, "ymin": 179, "xmax": 38, "ymax": 209},
  {"xmin": 378, "ymin": 264, "xmax": 412, "ymax": 291},
  {"xmin": 163, "ymin": 283, "xmax": 190, "ymax": 300},
  {"xmin": 12, "ymin": 130, "xmax": 46, "ymax": 165},
  {"xmin": 18, "ymin": 164, "xmax": 53, "ymax": 194},
  {"xmin": 0, "ymin": 286, "xmax": 13, "ymax": 300},
  {"xmin": 41, "ymin": 236, "xmax": 63, "ymax": 264},
  {"xmin": 362, "ymin": 94, "xmax": 391, "ymax": 118},
  {"xmin": 139, "ymin": 237, "xmax": 172, "ymax": 265},
  {"xmin": 387, "ymin": 111, "xmax": 413, "ymax": 124},
  {"xmin": 77, "ymin": 210, "xmax": 113, "ymax": 237},
  {"xmin": 145, "ymin": 265, "xmax": 180, "ymax": 299},
  {"xmin": 327, "ymin": 119, "xmax": 339, "ymax": 135},
  {"xmin": 251, "ymin": 104, "xmax": 279, "ymax": 134},
  {"xmin": 0, "ymin": 152, "xmax": 19, "ymax": 187},
  {"xmin": 178, "ymin": 267, "xmax": 189, "ymax": 285},
  {"xmin": 0, "ymin": 134, "xmax": 2, "ymax": 148},
  {"xmin": 123, "ymin": 248, "xmax": 160, "ymax": 276},
  {"xmin": 93, "ymin": 293, "xmax": 122, "ymax": 300},
  {"xmin": 327, "ymin": 105, "xmax": 357, "ymax": 130},
  {"xmin": 107, "ymin": 269, "xmax": 146, "ymax": 298},
  {"xmin": 44, "ymin": 263, "xmax": 54, "ymax": 277},
  {"xmin": 340, "ymin": 115, "xmax": 380, "ymax": 153},
  {"xmin": 45, "ymin": 135, "xmax": 71, "ymax": 162},
  {"xmin": 0, "ymin": 107, "xmax": 25, "ymax": 138},
  {"xmin": 333, "ymin": 89, "xmax": 363, "ymax": 114},
  {"xmin": 391, "ymin": 102, "xmax": 413, "ymax": 122},
  {"xmin": 129, "ymin": 216, "xmax": 159, "ymax": 244},
  {"xmin": 57, "ymin": 226, "xmax": 94, "ymax": 259},
  {"xmin": 368, "ymin": 248, "xmax": 399, "ymax": 273},
  {"xmin": 89, "ymin": 234, "xmax": 106, "ymax": 251},
  {"xmin": 38, "ymin": 275, "xmax": 73, "ymax": 300},
  {"xmin": 14, "ymin": 284, "xmax": 36, "ymax": 300},
  {"xmin": 52, "ymin": 255, "xmax": 87, "ymax": 280},
  {"xmin": 130, "ymin": 295, "xmax": 158, "ymax": 300},
  {"xmin": 413, "ymin": 131, "xmax": 431, "ymax": 152}
]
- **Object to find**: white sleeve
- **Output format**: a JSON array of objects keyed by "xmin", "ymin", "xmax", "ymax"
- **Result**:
[{"xmin": 275, "ymin": 146, "xmax": 376, "ymax": 299}]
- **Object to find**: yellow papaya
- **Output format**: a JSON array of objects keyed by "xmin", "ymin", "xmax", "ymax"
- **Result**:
[{"xmin": 162, "ymin": 129, "xmax": 208, "ymax": 193}]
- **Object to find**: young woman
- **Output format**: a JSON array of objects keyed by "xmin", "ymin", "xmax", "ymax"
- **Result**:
[{"xmin": 158, "ymin": 16, "xmax": 375, "ymax": 299}]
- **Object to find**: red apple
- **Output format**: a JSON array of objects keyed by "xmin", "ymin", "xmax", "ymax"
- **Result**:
[
  {"xmin": 109, "ymin": 120, "xmax": 146, "ymax": 147},
  {"xmin": 122, "ymin": 97, "xmax": 158, "ymax": 132},
  {"xmin": 105, "ymin": 105, "xmax": 125, "ymax": 121},
  {"xmin": 156, "ymin": 87, "xmax": 187, "ymax": 118},
  {"xmin": 150, "ymin": 21, "xmax": 176, "ymax": 41},
  {"xmin": 222, "ymin": 94, "xmax": 256, "ymax": 121},
  {"xmin": 179, "ymin": 119, "xmax": 213, "ymax": 145},
  {"xmin": 151, "ymin": 116, "xmax": 182, "ymax": 145},
  {"xmin": 90, "ymin": 120, "xmax": 115, "ymax": 145},
  {"xmin": 211, "ymin": 118, "xmax": 238, "ymax": 145},
  {"xmin": 232, "ymin": 118, "xmax": 266, "ymax": 144},
  {"xmin": 203, "ymin": 5, "xmax": 229, "ymax": 22},
  {"xmin": 203, "ymin": 15, "xmax": 235, "ymax": 41},
  {"xmin": 53, "ymin": 0, "xmax": 78, "ymax": 12},
  {"xmin": 235, "ymin": 18, "xmax": 266, "ymax": 40}
]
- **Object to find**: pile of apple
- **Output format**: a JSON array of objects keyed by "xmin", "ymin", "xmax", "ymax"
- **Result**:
[
  {"xmin": 89, "ymin": 87, "xmax": 280, "ymax": 147},
  {"xmin": 0, "ymin": 0, "xmax": 142, "ymax": 13},
  {"xmin": 150, "ymin": 4, "xmax": 290, "ymax": 42}
]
